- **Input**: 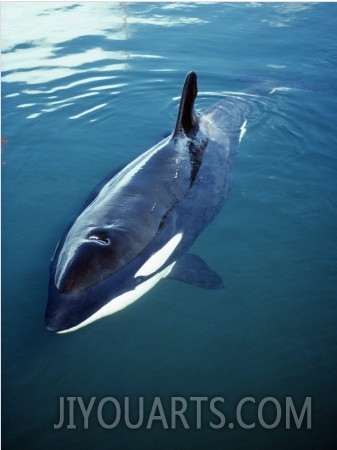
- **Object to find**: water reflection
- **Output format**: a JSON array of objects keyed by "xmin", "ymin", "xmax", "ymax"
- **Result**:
[
  {"xmin": 261, "ymin": 2, "xmax": 313, "ymax": 28},
  {"xmin": 2, "ymin": 2, "xmax": 207, "ymax": 120}
]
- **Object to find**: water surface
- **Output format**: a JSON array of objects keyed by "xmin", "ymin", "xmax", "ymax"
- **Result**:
[{"xmin": 2, "ymin": 2, "xmax": 337, "ymax": 449}]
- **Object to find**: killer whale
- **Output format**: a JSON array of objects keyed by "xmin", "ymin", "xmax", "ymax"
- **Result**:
[{"xmin": 46, "ymin": 72, "xmax": 249, "ymax": 333}]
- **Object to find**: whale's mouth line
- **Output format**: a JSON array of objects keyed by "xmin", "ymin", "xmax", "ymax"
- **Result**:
[
  {"xmin": 56, "ymin": 261, "xmax": 177, "ymax": 334},
  {"xmin": 56, "ymin": 232, "xmax": 184, "ymax": 334}
]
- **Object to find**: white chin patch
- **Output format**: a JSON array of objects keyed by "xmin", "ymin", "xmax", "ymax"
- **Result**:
[
  {"xmin": 57, "ymin": 261, "xmax": 176, "ymax": 334},
  {"xmin": 135, "ymin": 233, "xmax": 183, "ymax": 278}
]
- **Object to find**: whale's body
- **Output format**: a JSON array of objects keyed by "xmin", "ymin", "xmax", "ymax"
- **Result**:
[{"xmin": 46, "ymin": 72, "xmax": 250, "ymax": 333}]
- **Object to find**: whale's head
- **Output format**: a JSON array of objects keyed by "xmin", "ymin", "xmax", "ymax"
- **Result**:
[
  {"xmin": 46, "ymin": 228, "xmax": 184, "ymax": 333},
  {"xmin": 46, "ymin": 217, "xmax": 154, "ymax": 333}
]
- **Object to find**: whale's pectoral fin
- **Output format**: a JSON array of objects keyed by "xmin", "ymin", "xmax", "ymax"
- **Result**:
[{"xmin": 167, "ymin": 253, "xmax": 224, "ymax": 289}]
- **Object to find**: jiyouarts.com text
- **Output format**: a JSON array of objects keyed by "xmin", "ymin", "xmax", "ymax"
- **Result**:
[{"xmin": 54, "ymin": 396, "xmax": 312, "ymax": 430}]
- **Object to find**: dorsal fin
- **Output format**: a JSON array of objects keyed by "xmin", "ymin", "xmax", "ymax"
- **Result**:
[{"xmin": 174, "ymin": 71, "xmax": 198, "ymax": 137}]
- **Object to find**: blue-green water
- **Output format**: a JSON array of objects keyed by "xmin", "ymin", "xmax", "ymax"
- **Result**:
[{"xmin": 2, "ymin": 2, "xmax": 337, "ymax": 449}]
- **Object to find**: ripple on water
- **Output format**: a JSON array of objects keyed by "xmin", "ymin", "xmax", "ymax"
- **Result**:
[{"xmin": 2, "ymin": 2, "xmax": 209, "ymax": 124}]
